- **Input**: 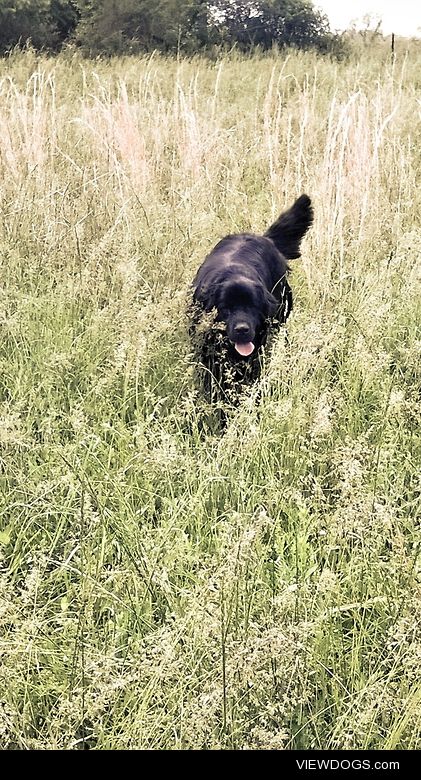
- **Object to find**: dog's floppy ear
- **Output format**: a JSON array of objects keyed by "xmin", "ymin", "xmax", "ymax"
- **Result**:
[
  {"xmin": 193, "ymin": 280, "xmax": 218, "ymax": 312},
  {"xmin": 265, "ymin": 194, "xmax": 313, "ymax": 259},
  {"xmin": 264, "ymin": 289, "xmax": 279, "ymax": 318}
]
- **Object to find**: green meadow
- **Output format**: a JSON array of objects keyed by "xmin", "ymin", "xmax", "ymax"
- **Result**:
[{"xmin": 0, "ymin": 44, "xmax": 420, "ymax": 749}]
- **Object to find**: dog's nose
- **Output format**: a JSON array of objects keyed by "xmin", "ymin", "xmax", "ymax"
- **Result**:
[{"xmin": 233, "ymin": 323, "xmax": 251, "ymax": 339}]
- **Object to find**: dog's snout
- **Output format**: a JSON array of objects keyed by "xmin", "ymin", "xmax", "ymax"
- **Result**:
[{"xmin": 233, "ymin": 322, "xmax": 251, "ymax": 339}]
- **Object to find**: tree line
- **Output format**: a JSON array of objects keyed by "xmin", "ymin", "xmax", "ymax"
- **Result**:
[{"xmin": 0, "ymin": 1, "xmax": 345, "ymax": 56}]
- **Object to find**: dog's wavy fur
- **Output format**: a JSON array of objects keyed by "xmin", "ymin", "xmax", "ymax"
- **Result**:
[{"xmin": 189, "ymin": 194, "xmax": 313, "ymax": 410}]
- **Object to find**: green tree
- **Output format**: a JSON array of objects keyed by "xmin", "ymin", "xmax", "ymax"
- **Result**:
[
  {"xmin": 209, "ymin": 0, "xmax": 334, "ymax": 52},
  {"xmin": 0, "ymin": 0, "xmax": 51, "ymax": 50},
  {"xmin": 259, "ymin": 0, "xmax": 331, "ymax": 49},
  {"xmin": 74, "ymin": 0, "xmax": 210, "ymax": 53},
  {"xmin": 50, "ymin": 0, "xmax": 80, "ymax": 45},
  {"xmin": 0, "ymin": 0, "xmax": 79, "ymax": 51}
]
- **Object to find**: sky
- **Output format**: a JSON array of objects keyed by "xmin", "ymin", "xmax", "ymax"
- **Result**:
[{"xmin": 315, "ymin": 0, "xmax": 421, "ymax": 38}]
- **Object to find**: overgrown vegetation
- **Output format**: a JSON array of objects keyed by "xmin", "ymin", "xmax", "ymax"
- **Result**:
[{"xmin": 0, "ymin": 43, "xmax": 420, "ymax": 749}]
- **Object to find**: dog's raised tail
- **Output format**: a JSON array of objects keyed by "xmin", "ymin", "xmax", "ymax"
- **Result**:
[{"xmin": 265, "ymin": 194, "xmax": 313, "ymax": 260}]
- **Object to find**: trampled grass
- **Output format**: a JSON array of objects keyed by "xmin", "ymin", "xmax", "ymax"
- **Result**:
[{"xmin": 0, "ymin": 44, "xmax": 420, "ymax": 749}]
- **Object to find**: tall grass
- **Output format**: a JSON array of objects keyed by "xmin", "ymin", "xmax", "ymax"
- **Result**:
[{"xmin": 0, "ymin": 45, "xmax": 420, "ymax": 749}]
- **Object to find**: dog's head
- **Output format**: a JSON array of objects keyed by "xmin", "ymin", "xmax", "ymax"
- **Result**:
[{"xmin": 208, "ymin": 274, "xmax": 278, "ymax": 356}]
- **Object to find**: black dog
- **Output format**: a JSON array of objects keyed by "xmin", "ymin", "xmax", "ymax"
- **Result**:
[{"xmin": 190, "ymin": 194, "xmax": 313, "ymax": 409}]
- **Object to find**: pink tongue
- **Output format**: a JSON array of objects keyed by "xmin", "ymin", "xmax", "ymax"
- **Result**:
[{"xmin": 235, "ymin": 342, "xmax": 255, "ymax": 357}]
